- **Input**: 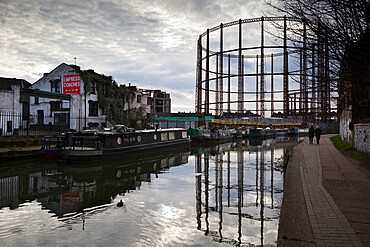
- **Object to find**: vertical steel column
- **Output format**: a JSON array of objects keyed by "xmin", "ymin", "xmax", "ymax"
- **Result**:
[
  {"xmin": 238, "ymin": 19, "xmax": 243, "ymax": 113},
  {"xmin": 227, "ymin": 151, "xmax": 231, "ymax": 207},
  {"xmin": 271, "ymin": 53, "xmax": 274, "ymax": 116},
  {"xmin": 205, "ymin": 29, "xmax": 210, "ymax": 115},
  {"xmin": 195, "ymin": 155, "xmax": 202, "ymax": 230},
  {"xmin": 311, "ymin": 43, "xmax": 316, "ymax": 122},
  {"xmin": 237, "ymin": 150, "xmax": 244, "ymax": 244},
  {"xmin": 260, "ymin": 150, "xmax": 265, "ymax": 246},
  {"xmin": 256, "ymin": 151, "xmax": 259, "ymax": 206},
  {"xmin": 204, "ymin": 155, "xmax": 209, "ymax": 235},
  {"xmin": 220, "ymin": 23, "xmax": 224, "ymax": 116},
  {"xmin": 324, "ymin": 28, "xmax": 330, "ymax": 122},
  {"xmin": 215, "ymin": 154, "xmax": 219, "ymax": 210},
  {"xmin": 294, "ymin": 93, "xmax": 297, "ymax": 115},
  {"xmin": 318, "ymin": 25, "xmax": 324, "ymax": 123},
  {"xmin": 283, "ymin": 16, "xmax": 289, "ymax": 117},
  {"xmin": 196, "ymin": 36, "xmax": 202, "ymax": 113},
  {"xmin": 216, "ymin": 54, "xmax": 219, "ymax": 116},
  {"xmin": 303, "ymin": 20, "xmax": 308, "ymax": 122},
  {"xmin": 270, "ymin": 149, "xmax": 274, "ymax": 208},
  {"xmin": 218, "ymin": 153, "xmax": 223, "ymax": 239},
  {"xmin": 256, "ymin": 55, "xmax": 259, "ymax": 115},
  {"xmin": 299, "ymin": 48, "xmax": 303, "ymax": 116},
  {"xmin": 228, "ymin": 54, "xmax": 231, "ymax": 114},
  {"xmin": 260, "ymin": 16, "xmax": 265, "ymax": 118},
  {"xmin": 242, "ymin": 55, "xmax": 244, "ymax": 115}
]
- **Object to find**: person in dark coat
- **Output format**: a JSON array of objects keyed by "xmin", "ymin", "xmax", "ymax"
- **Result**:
[
  {"xmin": 315, "ymin": 125, "xmax": 322, "ymax": 144},
  {"xmin": 308, "ymin": 125, "xmax": 315, "ymax": 144}
]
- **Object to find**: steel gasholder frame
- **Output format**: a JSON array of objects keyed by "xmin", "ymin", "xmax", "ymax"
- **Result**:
[{"xmin": 195, "ymin": 16, "xmax": 332, "ymax": 123}]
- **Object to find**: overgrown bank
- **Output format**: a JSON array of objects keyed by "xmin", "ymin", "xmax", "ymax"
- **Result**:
[{"xmin": 330, "ymin": 135, "xmax": 370, "ymax": 169}]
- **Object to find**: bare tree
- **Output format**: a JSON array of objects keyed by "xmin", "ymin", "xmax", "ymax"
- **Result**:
[{"xmin": 266, "ymin": 0, "xmax": 370, "ymax": 121}]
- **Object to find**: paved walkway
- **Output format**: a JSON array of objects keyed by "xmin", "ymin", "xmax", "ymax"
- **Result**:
[{"xmin": 278, "ymin": 135, "xmax": 370, "ymax": 247}]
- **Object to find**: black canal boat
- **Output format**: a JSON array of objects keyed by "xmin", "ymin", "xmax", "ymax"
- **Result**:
[{"xmin": 58, "ymin": 125, "xmax": 190, "ymax": 162}]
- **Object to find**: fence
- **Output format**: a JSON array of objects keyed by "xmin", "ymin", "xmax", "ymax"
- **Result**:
[{"xmin": 0, "ymin": 113, "xmax": 69, "ymax": 136}]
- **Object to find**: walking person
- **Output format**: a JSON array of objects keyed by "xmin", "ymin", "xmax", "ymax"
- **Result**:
[
  {"xmin": 315, "ymin": 125, "xmax": 322, "ymax": 144},
  {"xmin": 308, "ymin": 125, "xmax": 315, "ymax": 144}
]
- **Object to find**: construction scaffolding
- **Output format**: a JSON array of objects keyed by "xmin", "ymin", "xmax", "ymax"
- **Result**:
[{"xmin": 195, "ymin": 16, "xmax": 333, "ymax": 123}]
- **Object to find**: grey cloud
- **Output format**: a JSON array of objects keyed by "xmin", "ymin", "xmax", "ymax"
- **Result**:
[{"xmin": 0, "ymin": 0, "xmax": 274, "ymax": 112}]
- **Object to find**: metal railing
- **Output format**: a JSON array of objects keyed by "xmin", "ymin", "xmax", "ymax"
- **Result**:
[{"xmin": 0, "ymin": 113, "xmax": 68, "ymax": 136}]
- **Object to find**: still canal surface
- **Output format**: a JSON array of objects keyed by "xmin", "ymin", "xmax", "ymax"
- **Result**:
[{"xmin": 0, "ymin": 137, "xmax": 302, "ymax": 246}]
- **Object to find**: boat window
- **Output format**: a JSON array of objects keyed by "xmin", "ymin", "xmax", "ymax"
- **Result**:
[
  {"xmin": 169, "ymin": 157, "xmax": 175, "ymax": 165},
  {"xmin": 153, "ymin": 134, "xmax": 157, "ymax": 140},
  {"xmin": 169, "ymin": 132, "xmax": 175, "ymax": 140},
  {"xmin": 161, "ymin": 133, "xmax": 168, "ymax": 141},
  {"xmin": 182, "ymin": 131, "xmax": 187, "ymax": 139},
  {"xmin": 161, "ymin": 159, "xmax": 167, "ymax": 167}
]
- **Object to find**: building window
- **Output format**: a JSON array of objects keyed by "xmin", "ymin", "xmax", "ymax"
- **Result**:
[
  {"xmin": 156, "ymin": 107, "xmax": 163, "ymax": 113},
  {"xmin": 91, "ymin": 81, "xmax": 96, "ymax": 94},
  {"xmin": 54, "ymin": 113, "xmax": 68, "ymax": 124},
  {"xmin": 22, "ymin": 102, "xmax": 30, "ymax": 121},
  {"xmin": 137, "ymin": 95, "xmax": 141, "ymax": 103},
  {"xmin": 7, "ymin": 121, "xmax": 12, "ymax": 132},
  {"xmin": 147, "ymin": 97, "xmax": 151, "ymax": 105},
  {"xmin": 50, "ymin": 79, "xmax": 61, "ymax": 93},
  {"xmin": 89, "ymin": 100, "xmax": 99, "ymax": 116},
  {"xmin": 37, "ymin": 110, "xmax": 44, "ymax": 124},
  {"xmin": 156, "ymin": 99, "xmax": 163, "ymax": 106},
  {"xmin": 50, "ymin": 101, "xmax": 62, "ymax": 111},
  {"xmin": 35, "ymin": 97, "xmax": 39, "ymax": 104}
]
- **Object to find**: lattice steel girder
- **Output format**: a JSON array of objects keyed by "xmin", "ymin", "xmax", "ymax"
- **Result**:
[
  {"xmin": 238, "ymin": 19, "xmax": 243, "ymax": 113},
  {"xmin": 256, "ymin": 54, "xmax": 259, "ymax": 115},
  {"xmin": 271, "ymin": 53, "xmax": 274, "ymax": 116},
  {"xmin": 196, "ymin": 36, "xmax": 202, "ymax": 113},
  {"xmin": 283, "ymin": 15, "xmax": 289, "ymax": 117},
  {"xmin": 205, "ymin": 29, "xmax": 210, "ymax": 114},
  {"xmin": 219, "ymin": 23, "xmax": 224, "ymax": 115},
  {"xmin": 260, "ymin": 16, "xmax": 265, "ymax": 118},
  {"xmin": 195, "ymin": 16, "xmax": 333, "ymax": 123},
  {"xmin": 216, "ymin": 53, "xmax": 219, "ymax": 115}
]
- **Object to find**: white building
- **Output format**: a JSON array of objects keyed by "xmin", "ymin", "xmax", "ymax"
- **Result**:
[
  {"xmin": 0, "ymin": 77, "xmax": 30, "ymax": 135},
  {"xmin": 30, "ymin": 63, "xmax": 106, "ymax": 131},
  {"xmin": 2, "ymin": 63, "xmax": 172, "ymax": 134}
]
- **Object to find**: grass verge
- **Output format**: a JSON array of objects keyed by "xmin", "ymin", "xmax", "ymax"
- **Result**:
[{"xmin": 330, "ymin": 135, "xmax": 370, "ymax": 169}]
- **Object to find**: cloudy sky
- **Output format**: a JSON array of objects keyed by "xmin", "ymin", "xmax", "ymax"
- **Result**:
[{"xmin": 0, "ymin": 0, "xmax": 280, "ymax": 112}]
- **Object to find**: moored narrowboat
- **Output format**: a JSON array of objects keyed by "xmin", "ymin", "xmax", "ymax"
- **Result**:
[{"xmin": 58, "ymin": 126, "xmax": 189, "ymax": 161}]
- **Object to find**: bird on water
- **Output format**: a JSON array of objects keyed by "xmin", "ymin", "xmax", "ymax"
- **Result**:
[{"xmin": 117, "ymin": 199, "xmax": 124, "ymax": 207}]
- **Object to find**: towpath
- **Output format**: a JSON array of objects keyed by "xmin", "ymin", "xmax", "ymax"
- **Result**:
[{"xmin": 278, "ymin": 135, "xmax": 370, "ymax": 247}]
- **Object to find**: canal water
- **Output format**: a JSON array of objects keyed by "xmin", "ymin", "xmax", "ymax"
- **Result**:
[{"xmin": 0, "ymin": 136, "xmax": 303, "ymax": 246}]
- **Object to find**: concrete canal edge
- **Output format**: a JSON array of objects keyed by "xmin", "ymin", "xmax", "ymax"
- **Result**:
[
  {"xmin": 277, "ymin": 140, "xmax": 316, "ymax": 247},
  {"xmin": 0, "ymin": 146, "xmax": 41, "ymax": 162}
]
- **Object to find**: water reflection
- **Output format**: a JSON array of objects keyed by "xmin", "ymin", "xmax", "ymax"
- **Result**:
[
  {"xmin": 194, "ymin": 137, "xmax": 301, "ymax": 246},
  {"xmin": 0, "ymin": 137, "xmax": 302, "ymax": 246},
  {"xmin": 0, "ymin": 150, "xmax": 190, "ymax": 218}
]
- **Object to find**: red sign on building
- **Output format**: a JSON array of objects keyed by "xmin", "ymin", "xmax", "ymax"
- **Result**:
[
  {"xmin": 63, "ymin": 74, "xmax": 81, "ymax": 94},
  {"xmin": 61, "ymin": 192, "xmax": 80, "ymax": 210}
]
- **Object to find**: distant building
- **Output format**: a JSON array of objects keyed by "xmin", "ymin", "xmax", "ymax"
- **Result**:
[
  {"xmin": 127, "ymin": 85, "xmax": 171, "ymax": 116},
  {"xmin": 1, "ymin": 63, "xmax": 172, "ymax": 134},
  {"xmin": 152, "ymin": 90, "xmax": 171, "ymax": 115},
  {"xmin": 0, "ymin": 77, "xmax": 31, "ymax": 134},
  {"xmin": 0, "ymin": 77, "xmax": 31, "ymax": 114},
  {"xmin": 29, "ymin": 63, "xmax": 107, "ymax": 131}
]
